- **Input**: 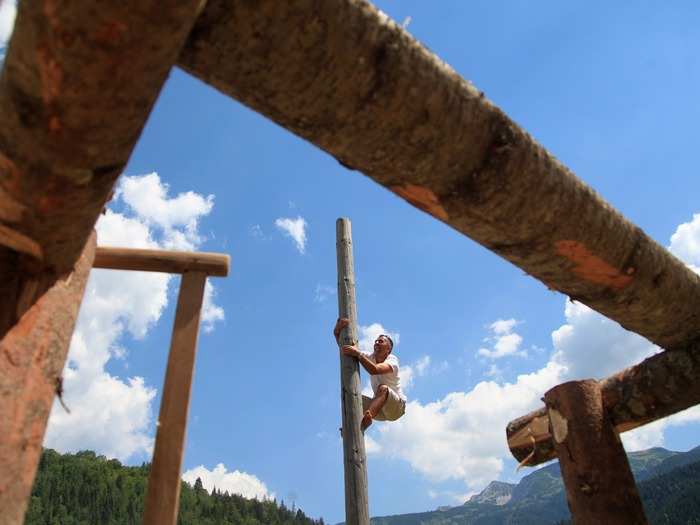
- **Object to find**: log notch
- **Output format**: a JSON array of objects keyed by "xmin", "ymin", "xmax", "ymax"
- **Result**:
[
  {"xmin": 335, "ymin": 218, "xmax": 370, "ymax": 525},
  {"xmin": 0, "ymin": 233, "xmax": 95, "ymax": 525},
  {"xmin": 144, "ymin": 271, "xmax": 207, "ymax": 525},
  {"xmin": 507, "ymin": 340, "xmax": 700, "ymax": 466},
  {"xmin": 544, "ymin": 380, "xmax": 647, "ymax": 524},
  {"xmin": 0, "ymin": 0, "xmax": 207, "ymax": 337},
  {"xmin": 178, "ymin": 0, "xmax": 700, "ymax": 352}
]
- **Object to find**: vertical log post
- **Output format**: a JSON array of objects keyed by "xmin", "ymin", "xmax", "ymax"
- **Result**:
[
  {"xmin": 143, "ymin": 271, "xmax": 207, "ymax": 525},
  {"xmin": 544, "ymin": 380, "xmax": 648, "ymax": 525},
  {"xmin": 336, "ymin": 218, "xmax": 370, "ymax": 525},
  {"xmin": 0, "ymin": 233, "xmax": 96, "ymax": 525}
]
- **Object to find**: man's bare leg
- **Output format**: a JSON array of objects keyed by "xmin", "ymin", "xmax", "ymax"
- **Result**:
[{"xmin": 362, "ymin": 385, "xmax": 389, "ymax": 431}]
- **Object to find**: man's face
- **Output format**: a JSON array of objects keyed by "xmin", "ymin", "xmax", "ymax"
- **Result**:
[{"xmin": 373, "ymin": 335, "xmax": 392, "ymax": 361}]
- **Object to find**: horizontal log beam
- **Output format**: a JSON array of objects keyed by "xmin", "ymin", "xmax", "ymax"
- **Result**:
[
  {"xmin": 94, "ymin": 247, "xmax": 229, "ymax": 277},
  {"xmin": 178, "ymin": 0, "xmax": 700, "ymax": 352},
  {"xmin": 0, "ymin": 0, "xmax": 206, "ymax": 336},
  {"xmin": 507, "ymin": 342, "xmax": 700, "ymax": 467}
]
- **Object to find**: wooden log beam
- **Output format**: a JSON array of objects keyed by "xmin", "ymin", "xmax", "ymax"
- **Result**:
[
  {"xmin": 94, "ymin": 247, "xmax": 229, "ymax": 277},
  {"xmin": 0, "ymin": 232, "xmax": 95, "ymax": 525},
  {"xmin": 544, "ymin": 380, "xmax": 648, "ymax": 524},
  {"xmin": 178, "ymin": 0, "xmax": 700, "ymax": 352},
  {"xmin": 507, "ymin": 340, "xmax": 700, "ymax": 466},
  {"xmin": 0, "ymin": 0, "xmax": 207, "ymax": 337},
  {"xmin": 335, "ymin": 218, "xmax": 370, "ymax": 525},
  {"xmin": 144, "ymin": 271, "xmax": 207, "ymax": 525}
]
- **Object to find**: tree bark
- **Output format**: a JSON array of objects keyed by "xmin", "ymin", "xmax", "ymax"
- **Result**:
[
  {"xmin": 0, "ymin": 232, "xmax": 95, "ymax": 525},
  {"xmin": 178, "ymin": 0, "xmax": 700, "ymax": 353},
  {"xmin": 507, "ymin": 340, "xmax": 700, "ymax": 466},
  {"xmin": 544, "ymin": 380, "xmax": 647, "ymax": 525},
  {"xmin": 335, "ymin": 218, "xmax": 370, "ymax": 525},
  {"xmin": 0, "ymin": 0, "xmax": 206, "ymax": 337}
]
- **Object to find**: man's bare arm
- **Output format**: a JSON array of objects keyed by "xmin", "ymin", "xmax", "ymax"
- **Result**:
[{"xmin": 341, "ymin": 345, "xmax": 393, "ymax": 375}]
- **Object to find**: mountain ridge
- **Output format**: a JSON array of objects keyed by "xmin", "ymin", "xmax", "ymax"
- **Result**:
[{"xmin": 343, "ymin": 445, "xmax": 700, "ymax": 525}]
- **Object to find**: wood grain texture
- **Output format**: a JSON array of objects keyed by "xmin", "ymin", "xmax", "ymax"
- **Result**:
[
  {"xmin": 143, "ymin": 271, "xmax": 207, "ymax": 525},
  {"xmin": 545, "ymin": 381, "xmax": 648, "ymax": 525},
  {"xmin": 507, "ymin": 341, "xmax": 700, "ymax": 466},
  {"xmin": 178, "ymin": 0, "xmax": 700, "ymax": 352},
  {"xmin": 94, "ymin": 247, "xmax": 229, "ymax": 277},
  {"xmin": 0, "ymin": 0, "xmax": 206, "ymax": 336},
  {"xmin": 335, "ymin": 218, "xmax": 369, "ymax": 525},
  {"xmin": 0, "ymin": 232, "xmax": 95, "ymax": 525}
]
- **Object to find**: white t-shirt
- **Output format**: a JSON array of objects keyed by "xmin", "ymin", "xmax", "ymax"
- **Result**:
[{"xmin": 362, "ymin": 352, "xmax": 406, "ymax": 401}]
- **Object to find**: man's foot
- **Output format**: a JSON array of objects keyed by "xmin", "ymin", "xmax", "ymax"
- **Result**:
[{"xmin": 361, "ymin": 410, "xmax": 373, "ymax": 432}]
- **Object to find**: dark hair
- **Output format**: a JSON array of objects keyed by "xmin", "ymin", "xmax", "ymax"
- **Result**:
[{"xmin": 380, "ymin": 334, "xmax": 394, "ymax": 350}]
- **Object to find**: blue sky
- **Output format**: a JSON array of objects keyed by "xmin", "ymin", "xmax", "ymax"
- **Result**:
[{"xmin": 3, "ymin": 2, "xmax": 700, "ymax": 523}]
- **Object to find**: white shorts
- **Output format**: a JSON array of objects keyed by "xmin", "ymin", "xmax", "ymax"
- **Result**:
[{"xmin": 363, "ymin": 386, "xmax": 406, "ymax": 421}]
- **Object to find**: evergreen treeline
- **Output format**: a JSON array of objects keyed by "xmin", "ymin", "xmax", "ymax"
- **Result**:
[
  {"xmin": 25, "ymin": 449, "xmax": 325, "ymax": 525},
  {"xmin": 640, "ymin": 460, "xmax": 700, "ymax": 524}
]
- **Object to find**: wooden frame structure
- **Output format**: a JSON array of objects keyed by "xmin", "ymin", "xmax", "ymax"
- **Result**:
[
  {"xmin": 92, "ymin": 247, "xmax": 230, "ymax": 525},
  {"xmin": 2, "ymin": 1, "xmax": 699, "ymax": 524}
]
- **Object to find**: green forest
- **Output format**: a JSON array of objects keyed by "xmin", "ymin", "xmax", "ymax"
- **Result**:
[{"xmin": 24, "ymin": 449, "xmax": 325, "ymax": 525}]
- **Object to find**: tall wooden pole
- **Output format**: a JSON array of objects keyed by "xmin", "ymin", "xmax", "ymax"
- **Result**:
[
  {"xmin": 144, "ymin": 271, "xmax": 207, "ymax": 525},
  {"xmin": 336, "ymin": 218, "xmax": 370, "ymax": 525}
]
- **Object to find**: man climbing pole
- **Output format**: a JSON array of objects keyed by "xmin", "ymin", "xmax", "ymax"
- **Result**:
[{"xmin": 334, "ymin": 318, "xmax": 406, "ymax": 431}]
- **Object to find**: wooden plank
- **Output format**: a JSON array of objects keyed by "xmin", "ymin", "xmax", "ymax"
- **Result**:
[
  {"xmin": 0, "ymin": 233, "xmax": 96, "ymax": 525},
  {"xmin": 94, "ymin": 247, "xmax": 229, "ymax": 277},
  {"xmin": 178, "ymin": 0, "xmax": 700, "ymax": 352},
  {"xmin": 545, "ymin": 380, "xmax": 648, "ymax": 524},
  {"xmin": 507, "ymin": 342, "xmax": 700, "ymax": 467},
  {"xmin": 0, "ymin": 0, "xmax": 207, "ymax": 337},
  {"xmin": 143, "ymin": 271, "xmax": 207, "ymax": 525},
  {"xmin": 335, "ymin": 218, "xmax": 370, "ymax": 525}
]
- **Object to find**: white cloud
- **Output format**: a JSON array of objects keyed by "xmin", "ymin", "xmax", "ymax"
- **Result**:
[
  {"xmin": 0, "ymin": 0, "xmax": 17, "ymax": 51},
  {"xmin": 183, "ymin": 464, "xmax": 273, "ymax": 500},
  {"xmin": 119, "ymin": 172, "xmax": 214, "ymax": 250},
  {"xmin": 202, "ymin": 280, "xmax": 225, "ymax": 333},
  {"xmin": 669, "ymin": 212, "xmax": 700, "ymax": 273},
  {"xmin": 275, "ymin": 216, "xmax": 307, "ymax": 253},
  {"xmin": 551, "ymin": 301, "xmax": 659, "ymax": 381},
  {"xmin": 370, "ymin": 361, "xmax": 564, "ymax": 490},
  {"xmin": 370, "ymin": 212, "xmax": 700, "ymax": 492},
  {"xmin": 44, "ymin": 173, "xmax": 222, "ymax": 461},
  {"xmin": 477, "ymin": 319, "xmax": 525, "ymax": 359},
  {"xmin": 314, "ymin": 283, "xmax": 335, "ymax": 303},
  {"xmin": 249, "ymin": 224, "xmax": 265, "ymax": 239},
  {"xmin": 358, "ymin": 323, "xmax": 400, "ymax": 354}
]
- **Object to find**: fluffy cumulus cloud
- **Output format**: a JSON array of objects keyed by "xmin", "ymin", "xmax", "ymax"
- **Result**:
[
  {"xmin": 119, "ymin": 172, "xmax": 214, "ymax": 250},
  {"xmin": 669, "ymin": 213, "xmax": 700, "ymax": 273},
  {"xmin": 477, "ymin": 319, "xmax": 525, "ymax": 359},
  {"xmin": 182, "ymin": 464, "xmax": 273, "ymax": 500},
  {"xmin": 44, "ymin": 173, "xmax": 224, "ymax": 461},
  {"xmin": 275, "ymin": 216, "xmax": 307, "ymax": 253},
  {"xmin": 369, "ymin": 211, "xmax": 700, "ymax": 495}
]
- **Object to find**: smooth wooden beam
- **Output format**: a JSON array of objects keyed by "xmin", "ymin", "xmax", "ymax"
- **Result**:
[
  {"xmin": 507, "ymin": 341, "xmax": 700, "ymax": 467},
  {"xmin": 144, "ymin": 271, "xmax": 207, "ymax": 525},
  {"xmin": 0, "ymin": 0, "xmax": 207, "ymax": 336},
  {"xmin": 178, "ymin": 0, "xmax": 700, "ymax": 352},
  {"xmin": 336, "ymin": 218, "xmax": 370, "ymax": 525},
  {"xmin": 94, "ymin": 247, "xmax": 229, "ymax": 277},
  {"xmin": 0, "ymin": 233, "xmax": 95, "ymax": 525},
  {"xmin": 545, "ymin": 381, "xmax": 648, "ymax": 524}
]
